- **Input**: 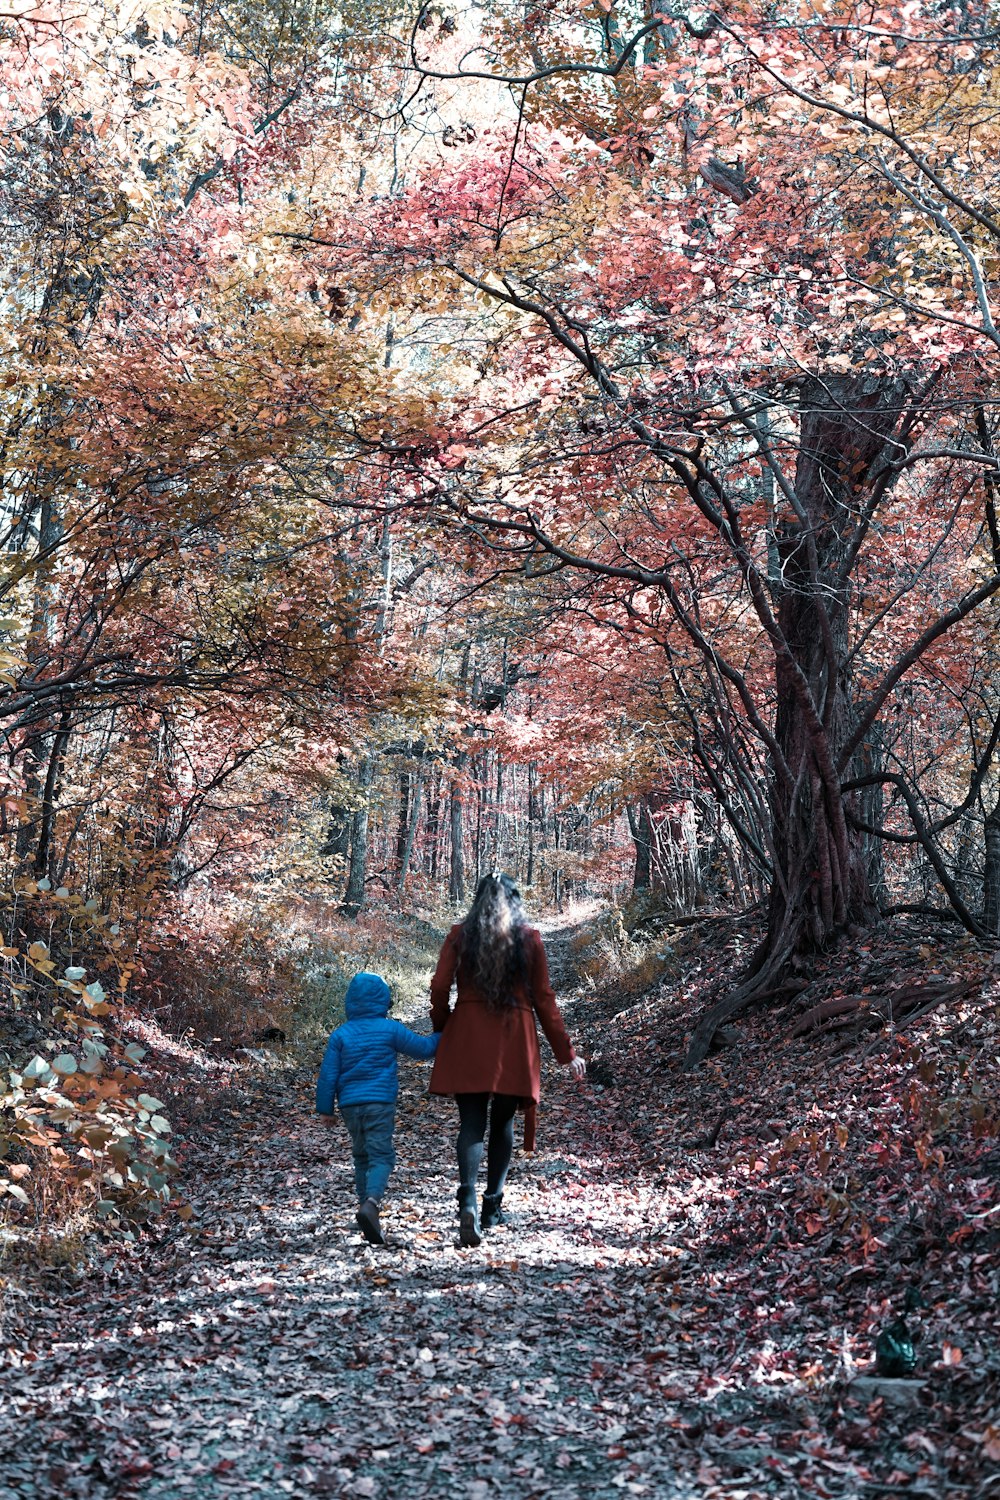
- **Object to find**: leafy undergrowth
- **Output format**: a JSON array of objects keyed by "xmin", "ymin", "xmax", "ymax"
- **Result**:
[
  {"xmin": 0, "ymin": 884, "xmax": 185, "ymax": 1240},
  {"xmin": 0, "ymin": 912, "xmax": 996, "ymax": 1499}
]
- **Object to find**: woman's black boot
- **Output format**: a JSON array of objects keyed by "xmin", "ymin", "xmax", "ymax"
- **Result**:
[
  {"xmin": 481, "ymin": 1192, "xmax": 504, "ymax": 1230},
  {"xmin": 457, "ymin": 1186, "xmax": 481, "ymax": 1247}
]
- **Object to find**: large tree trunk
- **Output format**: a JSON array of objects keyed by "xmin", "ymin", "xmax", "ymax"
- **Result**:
[
  {"xmin": 685, "ymin": 376, "xmax": 899, "ymax": 1066},
  {"xmin": 764, "ymin": 376, "xmax": 892, "ymax": 951}
]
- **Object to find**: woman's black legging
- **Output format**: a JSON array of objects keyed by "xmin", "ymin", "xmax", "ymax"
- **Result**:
[{"xmin": 456, "ymin": 1092, "xmax": 520, "ymax": 1197}]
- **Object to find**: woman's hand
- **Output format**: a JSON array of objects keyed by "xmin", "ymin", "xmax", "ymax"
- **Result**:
[{"xmin": 566, "ymin": 1056, "xmax": 586, "ymax": 1081}]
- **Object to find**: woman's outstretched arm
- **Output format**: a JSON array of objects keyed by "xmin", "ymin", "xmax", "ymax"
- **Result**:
[{"xmin": 429, "ymin": 926, "xmax": 461, "ymax": 1031}]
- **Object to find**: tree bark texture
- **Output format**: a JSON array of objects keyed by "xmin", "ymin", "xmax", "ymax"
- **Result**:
[
  {"xmin": 342, "ymin": 754, "xmax": 374, "ymax": 917},
  {"xmin": 626, "ymin": 801, "xmax": 652, "ymax": 892},
  {"xmin": 426, "ymin": 768, "xmax": 441, "ymax": 880},
  {"xmin": 983, "ymin": 798, "xmax": 1000, "ymax": 936},
  {"xmin": 449, "ymin": 752, "xmax": 467, "ymax": 905},
  {"xmin": 32, "ymin": 705, "xmax": 72, "ymax": 878},
  {"xmin": 764, "ymin": 376, "xmax": 897, "ymax": 958},
  {"xmin": 685, "ymin": 375, "xmax": 902, "ymax": 1065},
  {"xmin": 397, "ymin": 770, "xmax": 424, "ymax": 891},
  {"xmin": 321, "ymin": 803, "xmax": 351, "ymax": 865}
]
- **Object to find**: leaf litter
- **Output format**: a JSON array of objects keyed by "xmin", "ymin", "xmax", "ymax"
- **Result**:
[{"xmin": 0, "ymin": 914, "xmax": 996, "ymax": 1499}]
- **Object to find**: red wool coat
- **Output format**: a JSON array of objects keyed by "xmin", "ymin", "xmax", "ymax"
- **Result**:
[{"xmin": 428, "ymin": 923, "xmax": 575, "ymax": 1149}]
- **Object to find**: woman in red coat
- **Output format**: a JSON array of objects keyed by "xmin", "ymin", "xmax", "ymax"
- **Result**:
[{"xmin": 429, "ymin": 873, "xmax": 585, "ymax": 1246}]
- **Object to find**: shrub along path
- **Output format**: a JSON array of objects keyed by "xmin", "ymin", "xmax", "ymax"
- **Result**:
[{"xmin": 0, "ymin": 915, "xmax": 996, "ymax": 1499}]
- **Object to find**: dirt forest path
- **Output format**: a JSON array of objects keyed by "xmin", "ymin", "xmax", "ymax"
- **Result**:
[
  {"xmin": 1, "ymin": 916, "xmax": 994, "ymax": 1500},
  {"xmin": 2, "ymin": 920, "xmax": 709, "ymax": 1500}
]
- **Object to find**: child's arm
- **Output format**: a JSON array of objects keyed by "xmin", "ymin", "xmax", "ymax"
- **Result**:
[
  {"xmin": 391, "ymin": 1022, "xmax": 440, "ymax": 1061},
  {"xmin": 315, "ymin": 1031, "xmax": 343, "ymax": 1115}
]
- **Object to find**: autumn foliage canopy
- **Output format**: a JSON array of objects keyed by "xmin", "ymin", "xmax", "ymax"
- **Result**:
[{"xmin": 1, "ymin": 0, "xmax": 1000, "ymax": 1215}]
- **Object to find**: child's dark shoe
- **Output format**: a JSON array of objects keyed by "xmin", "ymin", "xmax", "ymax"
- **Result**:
[
  {"xmin": 457, "ymin": 1187, "xmax": 481, "ymax": 1247},
  {"xmin": 356, "ymin": 1198, "xmax": 384, "ymax": 1245},
  {"xmin": 481, "ymin": 1192, "xmax": 504, "ymax": 1229}
]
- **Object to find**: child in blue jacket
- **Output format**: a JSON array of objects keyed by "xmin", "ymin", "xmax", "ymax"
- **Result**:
[{"xmin": 316, "ymin": 971, "xmax": 439, "ymax": 1245}]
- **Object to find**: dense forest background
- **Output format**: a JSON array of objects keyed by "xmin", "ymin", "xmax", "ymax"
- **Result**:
[{"xmin": 2, "ymin": 0, "xmax": 999, "ymax": 1229}]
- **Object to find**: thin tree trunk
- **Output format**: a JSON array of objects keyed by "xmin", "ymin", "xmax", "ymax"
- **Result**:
[
  {"xmin": 426, "ymin": 767, "xmax": 440, "ymax": 880},
  {"xmin": 15, "ymin": 740, "xmax": 44, "ymax": 866},
  {"xmin": 984, "ymin": 798, "xmax": 1000, "ymax": 936},
  {"xmin": 582, "ymin": 791, "xmax": 593, "ymax": 896},
  {"xmin": 449, "ymin": 641, "xmax": 472, "ymax": 905},
  {"xmin": 626, "ymin": 801, "xmax": 652, "ymax": 893},
  {"xmin": 449, "ymin": 752, "xmax": 467, "ymax": 905},
  {"xmin": 474, "ymin": 755, "xmax": 484, "ymax": 884},
  {"xmin": 526, "ymin": 763, "xmax": 537, "ymax": 887},
  {"xmin": 15, "ymin": 488, "xmax": 64, "ymax": 869},
  {"xmin": 320, "ymin": 753, "xmax": 351, "ymax": 872},
  {"xmin": 852, "ymin": 727, "xmax": 888, "ymax": 909},
  {"xmin": 395, "ymin": 766, "xmax": 411, "ymax": 873},
  {"xmin": 342, "ymin": 754, "xmax": 374, "ymax": 916},
  {"xmin": 536, "ymin": 779, "xmax": 547, "ymax": 892},
  {"xmin": 552, "ymin": 799, "xmax": 562, "ymax": 911},
  {"xmin": 493, "ymin": 752, "xmax": 504, "ymax": 873},
  {"xmin": 33, "ymin": 704, "xmax": 72, "ymax": 878},
  {"xmin": 397, "ymin": 770, "xmax": 424, "ymax": 892}
]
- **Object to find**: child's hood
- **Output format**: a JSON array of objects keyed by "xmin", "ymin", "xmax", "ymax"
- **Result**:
[{"xmin": 343, "ymin": 971, "xmax": 392, "ymax": 1020}]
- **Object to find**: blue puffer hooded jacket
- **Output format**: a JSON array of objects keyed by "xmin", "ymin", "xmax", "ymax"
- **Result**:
[{"xmin": 315, "ymin": 971, "xmax": 439, "ymax": 1112}]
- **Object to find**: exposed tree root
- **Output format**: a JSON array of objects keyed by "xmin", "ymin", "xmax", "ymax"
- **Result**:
[
  {"xmin": 683, "ymin": 943, "xmax": 795, "ymax": 1069},
  {"xmin": 681, "ymin": 915, "xmax": 987, "ymax": 1067},
  {"xmin": 787, "ymin": 977, "xmax": 980, "ymax": 1041}
]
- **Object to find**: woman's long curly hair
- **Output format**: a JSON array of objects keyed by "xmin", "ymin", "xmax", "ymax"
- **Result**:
[{"xmin": 459, "ymin": 873, "xmax": 530, "ymax": 1011}]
